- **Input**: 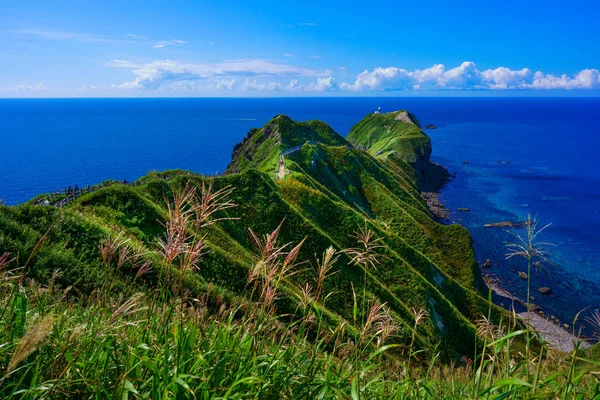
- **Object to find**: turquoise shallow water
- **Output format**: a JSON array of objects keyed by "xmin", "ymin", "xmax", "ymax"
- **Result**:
[
  {"xmin": 1, "ymin": 97, "xmax": 599, "ymax": 333},
  {"xmin": 430, "ymin": 117, "xmax": 600, "ymax": 334}
]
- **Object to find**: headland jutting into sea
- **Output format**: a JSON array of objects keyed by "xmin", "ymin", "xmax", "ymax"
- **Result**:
[
  {"xmin": 4, "ymin": 106, "xmax": 592, "ymax": 352},
  {"xmin": 3, "ymin": 101, "xmax": 600, "ymax": 397}
]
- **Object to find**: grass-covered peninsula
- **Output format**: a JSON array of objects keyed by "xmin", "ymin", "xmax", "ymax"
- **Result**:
[{"xmin": 1, "ymin": 110, "xmax": 599, "ymax": 398}]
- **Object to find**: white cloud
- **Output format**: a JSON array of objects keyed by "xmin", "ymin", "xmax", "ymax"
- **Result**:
[
  {"xmin": 169, "ymin": 79, "xmax": 237, "ymax": 91},
  {"xmin": 340, "ymin": 67, "xmax": 412, "ymax": 91},
  {"xmin": 529, "ymin": 69, "xmax": 600, "ymax": 89},
  {"xmin": 242, "ymin": 77, "xmax": 336, "ymax": 92},
  {"xmin": 126, "ymin": 33, "xmax": 147, "ymax": 40},
  {"xmin": 311, "ymin": 55, "xmax": 321, "ymax": 59},
  {"xmin": 7, "ymin": 28, "xmax": 126, "ymax": 44},
  {"xmin": 306, "ymin": 77, "xmax": 336, "ymax": 91},
  {"xmin": 8, "ymin": 28, "xmax": 188, "ymax": 50},
  {"xmin": 243, "ymin": 79, "xmax": 285, "ymax": 92},
  {"xmin": 285, "ymin": 22, "xmax": 319, "ymax": 28},
  {"xmin": 340, "ymin": 62, "xmax": 600, "ymax": 91},
  {"xmin": 16, "ymin": 83, "xmax": 46, "ymax": 92},
  {"xmin": 106, "ymin": 60, "xmax": 141, "ymax": 68},
  {"xmin": 80, "ymin": 85, "xmax": 99, "ymax": 92},
  {"xmin": 480, "ymin": 67, "xmax": 532, "ymax": 89},
  {"xmin": 125, "ymin": 33, "xmax": 187, "ymax": 48},
  {"xmin": 284, "ymin": 53, "xmax": 295, "ymax": 57},
  {"xmin": 103, "ymin": 58, "xmax": 600, "ymax": 94},
  {"xmin": 110, "ymin": 59, "xmax": 330, "ymax": 89},
  {"xmin": 0, "ymin": 83, "xmax": 48, "ymax": 95},
  {"xmin": 152, "ymin": 39, "xmax": 187, "ymax": 48}
]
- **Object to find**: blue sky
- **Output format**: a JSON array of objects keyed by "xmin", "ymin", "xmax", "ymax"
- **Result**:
[{"xmin": 1, "ymin": 0, "xmax": 599, "ymax": 97}]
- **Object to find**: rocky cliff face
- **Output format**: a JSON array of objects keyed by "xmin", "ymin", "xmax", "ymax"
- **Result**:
[{"xmin": 394, "ymin": 110, "xmax": 421, "ymax": 127}]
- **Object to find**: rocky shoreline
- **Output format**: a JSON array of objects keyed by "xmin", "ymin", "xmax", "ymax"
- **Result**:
[
  {"xmin": 422, "ymin": 191, "xmax": 450, "ymax": 220},
  {"xmin": 420, "ymin": 125, "xmax": 596, "ymax": 353},
  {"xmin": 483, "ymin": 275, "xmax": 589, "ymax": 353},
  {"xmin": 421, "ymin": 161, "xmax": 454, "ymax": 221},
  {"xmin": 420, "ymin": 161, "xmax": 589, "ymax": 353}
]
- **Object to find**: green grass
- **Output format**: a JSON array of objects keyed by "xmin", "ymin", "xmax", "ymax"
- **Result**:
[
  {"xmin": 347, "ymin": 110, "xmax": 431, "ymax": 163},
  {"xmin": 225, "ymin": 115, "xmax": 348, "ymax": 175},
  {"xmin": 1, "ymin": 246, "xmax": 600, "ymax": 399},
  {"xmin": 0, "ymin": 115, "xmax": 505, "ymax": 360},
  {"xmin": 1, "ymin": 113, "xmax": 599, "ymax": 398}
]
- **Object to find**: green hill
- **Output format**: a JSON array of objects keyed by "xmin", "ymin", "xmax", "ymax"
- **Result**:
[
  {"xmin": 347, "ymin": 110, "xmax": 427, "ymax": 162},
  {"xmin": 0, "ymin": 113, "xmax": 497, "ymax": 360},
  {"xmin": 347, "ymin": 110, "xmax": 449, "ymax": 190},
  {"xmin": 2, "ymin": 112, "xmax": 596, "ymax": 398},
  {"xmin": 225, "ymin": 114, "xmax": 348, "ymax": 174}
]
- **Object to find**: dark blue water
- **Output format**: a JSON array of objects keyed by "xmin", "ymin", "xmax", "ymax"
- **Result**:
[{"xmin": 1, "ymin": 97, "xmax": 599, "ymax": 331}]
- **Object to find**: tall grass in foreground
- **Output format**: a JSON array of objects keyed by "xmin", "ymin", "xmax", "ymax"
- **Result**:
[
  {"xmin": 505, "ymin": 214, "xmax": 554, "ymax": 377},
  {"xmin": 1, "ymin": 189, "xmax": 600, "ymax": 398}
]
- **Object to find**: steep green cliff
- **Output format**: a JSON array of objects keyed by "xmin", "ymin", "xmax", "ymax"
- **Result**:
[
  {"xmin": 347, "ymin": 110, "xmax": 428, "ymax": 162},
  {"xmin": 347, "ymin": 110, "xmax": 449, "ymax": 189},
  {"xmin": 0, "ymin": 112, "xmax": 499, "ymax": 360}
]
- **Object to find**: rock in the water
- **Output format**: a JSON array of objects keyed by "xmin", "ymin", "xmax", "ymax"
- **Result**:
[
  {"xmin": 538, "ymin": 287, "xmax": 552, "ymax": 295},
  {"xmin": 483, "ymin": 259, "xmax": 492, "ymax": 268},
  {"xmin": 563, "ymin": 324, "xmax": 570, "ymax": 329},
  {"xmin": 483, "ymin": 221, "xmax": 527, "ymax": 228},
  {"xmin": 425, "ymin": 123, "xmax": 437, "ymax": 129},
  {"xmin": 518, "ymin": 271, "xmax": 528, "ymax": 280},
  {"xmin": 462, "ymin": 160, "xmax": 469, "ymax": 164},
  {"xmin": 528, "ymin": 304, "xmax": 541, "ymax": 312},
  {"xmin": 458, "ymin": 208, "xmax": 470, "ymax": 211}
]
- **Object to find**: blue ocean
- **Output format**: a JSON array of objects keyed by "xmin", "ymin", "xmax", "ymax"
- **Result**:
[{"xmin": 1, "ymin": 97, "xmax": 599, "ymax": 331}]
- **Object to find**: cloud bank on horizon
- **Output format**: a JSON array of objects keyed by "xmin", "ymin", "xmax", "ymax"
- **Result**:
[
  {"xmin": 340, "ymin": 62, "xmax": 600, "ymax": 91},
  {"xmin": 4, "ymin": 59, "xmax": 599, "ymax": 96},
  {"xmin": 104, "ymin": 59, "xmax": 600, "ymax": 93},
  {"xmin": 3, "ymin": 1, "xmax": 600, "ymax": 97}
]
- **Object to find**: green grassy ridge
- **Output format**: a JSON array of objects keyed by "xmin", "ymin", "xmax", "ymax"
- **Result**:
[
  {"xmin": 6, "ymin": 172, "xmax": 439, "ymax": 349},
  {"xmin": 275, "ymin": 160, "xmax": 496, "ymax": 351},
  {"xmin": 275, "ymin": 116, "xmax": 348, "ymax": 148},
  {"xmin": 149, "ymin": 161, "xmax": 489, "ymax": 341},
  {"xmin": 0, "ymin": 168, "xmax": 474, "ymax": 357},
  {"xmin": 286, "ymin": 143, "xmax": 476, "ymax": 287},
  {"xmin": 197, "ymin": 170, "xmax": 439, "ymax": 351},
  {"xmin": 385, "ymin": 152, "xmax": 422, "ymax": 187},
  {"xmin": 1, "ymin": 113, "xmax": 502, "ymax": 360},
  {"xmin": 3, "ymin": 116, "xmax": 600, "ymax": 398},
  {"xmin": 282, "ymin": 142, "xmax": 508, "ymax": 339},
  {"xmin": 347, "ymin": 110, "xmax": 432, "ymax": 164},
  {"xmin": 276, "ymin": 177, "xmax": 480, "ymax": 355},
  {"xmin": 290, "ymin": 143, "xmax": 429, "ymax": 217},
  {"xmin": 276, "ymin": 178, "xmax": 434, "ymax": 325},
  {"xmin": 1, "ymin": 181, "xmax": 353, "ymax": 348},
  {"xmin": 225, "ymin": 115, "xmax": 348, "ymax": 175},
  {"xmin": 288, "ymin": 144, "xmax": 375, "ymax": 215}
]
